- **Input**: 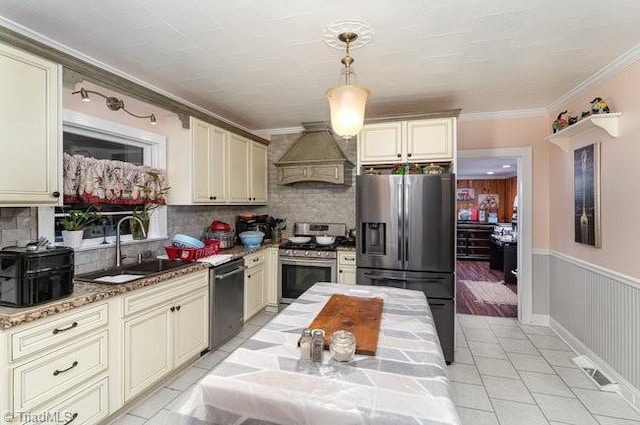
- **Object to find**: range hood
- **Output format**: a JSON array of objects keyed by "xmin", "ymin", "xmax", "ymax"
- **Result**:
[{"xmin": 275, "ymin": 122, "xmax": 354, "ymax": 185}]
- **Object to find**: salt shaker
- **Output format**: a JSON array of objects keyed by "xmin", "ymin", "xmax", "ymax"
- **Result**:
[
  {"xmin": 299, "ymin": 328, "xmax": 312, "ymax": 361},
  {"xmin": 329, "ymin": 330, "xmax": 356, "ymax": 362},
  {"xmin": 311, "ymin": 329, "xmax": 325, "ymax": 362}
]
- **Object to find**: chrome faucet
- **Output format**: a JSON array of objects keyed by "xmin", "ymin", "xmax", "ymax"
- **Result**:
[{"xmin": 116, "ymin": 216, "xmax": 146, "ymax": 267}]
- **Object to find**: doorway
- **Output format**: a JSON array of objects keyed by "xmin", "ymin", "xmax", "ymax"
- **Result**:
[{"xmin": 456, "ymin": 148, "xmax": 533, "ymax": 323}]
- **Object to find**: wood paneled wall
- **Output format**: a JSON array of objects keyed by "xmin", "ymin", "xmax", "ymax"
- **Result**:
[{"xmin": 457, "ymin": 177, "xmax": 517, "ymax": 222}]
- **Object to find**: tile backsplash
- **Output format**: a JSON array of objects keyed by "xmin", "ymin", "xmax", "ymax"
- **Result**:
[{"xmin": 0, "ymin": 131, "xmax": 357, "ymax": 274}]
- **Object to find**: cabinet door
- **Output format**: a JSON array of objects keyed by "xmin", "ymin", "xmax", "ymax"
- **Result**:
[
  {"xmin": 227, "ymin": 133, "xmax": 251, "ymax": 203},
  {"xmin": 250, "ymin": 141, "xmax": 268, "ymax": 204},
  {"xmin": 193, "ymin": 120, "xmax": 227, "ymax": 203},
  {"xmin": 358, "ymin": 122, "xmax": 404, "ymax": 164},
  {"xmin": 0, "ymin": 42, "xmax": 60, "ymax": 205},
  {"xmin": 123, "ymin": 305, "xmax": 173, "ymax": 401},
  {"xmin": 265, "ymin": 248, "xmax": 279, "ymax": 307},
  {"xmin": 338, "ymin": 266, "xmax": 357, "ymax": 284},
  {"xmin": 244, "ymin": 264, "xmax": 265, "ymax": 321},
  {"xmin": 406, "ymin": 118, "xmax": 454, "ymax": 161},
  {"xmin": 174, "ymin": 290, "xmax": 208, "ymax": 368}
]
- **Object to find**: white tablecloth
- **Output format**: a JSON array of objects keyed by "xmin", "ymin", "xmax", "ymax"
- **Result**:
[{"xmin": 172, "ymin": 282, "xmax": 461, "ymax": 425}]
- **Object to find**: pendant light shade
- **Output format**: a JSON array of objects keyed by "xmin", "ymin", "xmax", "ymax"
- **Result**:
[
  {"xmin": 326, "ymin": 31, "xmax": 370, "ymax": 139},
  {"xmin": 326, "ymin": 84, "xmax": 370, "ymax": 138}
]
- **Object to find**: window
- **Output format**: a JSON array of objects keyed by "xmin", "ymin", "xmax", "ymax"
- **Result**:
[{"xmin": 39, "ymin": 110, "xmax": 167, "ymax": 250}]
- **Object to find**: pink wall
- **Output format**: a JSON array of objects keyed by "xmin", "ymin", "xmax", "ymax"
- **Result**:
[
  {"xmin": 458, "ymin": 115, "xmax": 551, "ymax": 248},
  {"xmin": 548, "ymin": 61, "xmax": 640, "ymax": 278}
]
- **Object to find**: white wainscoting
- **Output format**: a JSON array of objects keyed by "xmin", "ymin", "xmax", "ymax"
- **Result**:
[{"xmin": 548, "ymin": 251, "xmax": 640, "ymax": 410}]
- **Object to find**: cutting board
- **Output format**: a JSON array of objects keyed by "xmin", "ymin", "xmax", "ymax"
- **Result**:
[{"xmin": 304, "ymin": 294, "xmax": 384, "ymax": 356}]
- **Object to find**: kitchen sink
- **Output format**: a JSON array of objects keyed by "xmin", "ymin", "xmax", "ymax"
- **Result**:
[{"xmin": 75, "ymin": 259, "xmax": 193, "ymax": 284}]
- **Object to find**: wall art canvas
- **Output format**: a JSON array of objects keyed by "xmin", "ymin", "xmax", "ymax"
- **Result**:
[
  {"xmin": 574, "ymin": 143, "xmax": 601, "ymax": 247},
  {"xmin": 456, "ymin": 188, "xmax": 475, "ymax": 202}
]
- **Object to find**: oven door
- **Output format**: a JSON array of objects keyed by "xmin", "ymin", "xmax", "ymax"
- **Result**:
[{"xmin": 278, "ymin": 256, "xmax": 337, "ymax": 304}]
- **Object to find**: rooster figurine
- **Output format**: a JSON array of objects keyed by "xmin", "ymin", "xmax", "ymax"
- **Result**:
[
  {"xmin": 552, "ymin": 110, "xmax": 569, "ymax": 133},
  {"xmin": 590, "ymin": 97, "xmax": 610, "ymax": 114}
]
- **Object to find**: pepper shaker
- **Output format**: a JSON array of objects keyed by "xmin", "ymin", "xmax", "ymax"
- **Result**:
[
  {"xmin": 311, "ymin": 329, "xmax": 325, "ymax": 362},
  {"xmin": 299, "ymin": 328, "xmax": 312, "ymax": 361}
]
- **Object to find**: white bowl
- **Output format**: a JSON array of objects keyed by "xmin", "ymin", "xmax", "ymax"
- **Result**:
[
  {"xmin": 288, "ymin": 236, "xmax": 311, "ymax": 244},
  {"xmin": 315, "ymin": 235, "xmax": 336, "ymax": 245}
]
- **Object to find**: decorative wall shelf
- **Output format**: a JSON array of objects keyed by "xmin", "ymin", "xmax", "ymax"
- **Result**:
[{"xmin": 545, "ymin": 112, "xmax": 622, "ymax": 152}]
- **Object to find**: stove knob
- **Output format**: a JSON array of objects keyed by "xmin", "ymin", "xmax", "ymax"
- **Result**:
[{"xmin": 304, "ymin": 251, "xmax": 309, "ymax": 256}]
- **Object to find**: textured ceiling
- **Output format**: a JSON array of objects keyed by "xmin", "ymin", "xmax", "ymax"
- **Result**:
[{"xmin": 2, "ymin": 0, "xmax": 640, "ymax": 132}]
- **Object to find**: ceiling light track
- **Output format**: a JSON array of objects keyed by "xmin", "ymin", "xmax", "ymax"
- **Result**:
[{"xmin": 71, "ymin": 87, "xmax": 157, "ymax": 125}]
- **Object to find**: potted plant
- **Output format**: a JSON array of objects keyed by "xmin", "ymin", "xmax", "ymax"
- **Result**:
[
  {"xmin": 59, "ymin": 206, "xmax": 99, "ymax": 248},
  {"xmin": 131, "ymin": 171, "xmax": 170, "ymax": 240}
]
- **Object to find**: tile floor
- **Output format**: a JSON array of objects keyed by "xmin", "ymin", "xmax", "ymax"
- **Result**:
[{"xmin": 109, "ymin": 312, "xmax": 640, "ymax": 425}]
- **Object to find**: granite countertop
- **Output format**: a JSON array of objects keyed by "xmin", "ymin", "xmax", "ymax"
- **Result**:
[
  {"xmin": 337, "ymin": 246, "xmax": 356, "ymax": 252},
  {"xmin": 0, "ymin": 242, "xmax": 282, "ymax": 331}
]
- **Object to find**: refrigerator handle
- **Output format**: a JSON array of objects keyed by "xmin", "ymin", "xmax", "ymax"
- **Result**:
[
  {"xmin": 397, "ymin": 180, "xmax": 403, "ymax": 263},
  {"xmin": 404, "ymin": 178, "xmax": 410, "ymax": 269}
]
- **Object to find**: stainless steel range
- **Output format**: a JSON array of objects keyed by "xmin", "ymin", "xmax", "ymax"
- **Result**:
[{"xmin": 278, "ymin": 222, "xmax": 347, "ymax": 306}]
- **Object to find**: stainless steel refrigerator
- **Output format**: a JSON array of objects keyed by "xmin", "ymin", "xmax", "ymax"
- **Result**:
[{"xmin": 356, "ymin": 173, "xmax": 456, "ymax": 363}]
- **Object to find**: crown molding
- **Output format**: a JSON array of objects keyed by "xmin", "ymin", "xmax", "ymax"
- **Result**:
[
  {"xmin": 547, "ymin": 42, "xmax": 640, "ymax": 113},
  {"xmin": 253, "ymin": 126, "xmax": 305, "ymax": 139},
  {"xmin": 459, "ymin": 108, "xmax": 548, "ymax": 121},
  {"xmin": 0, "ymin": 17, "xmax": 269, "ymax": 144}
]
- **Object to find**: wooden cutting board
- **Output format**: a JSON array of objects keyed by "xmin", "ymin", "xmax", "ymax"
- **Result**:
[{"xmin": 304, "ymin": 294, "xmax": 384, "ymax": 356}]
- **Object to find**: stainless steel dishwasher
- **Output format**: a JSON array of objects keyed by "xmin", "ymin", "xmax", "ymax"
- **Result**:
[{"xmin": 209, "ymin": 259, "xmax": 246, "ymax": 350}]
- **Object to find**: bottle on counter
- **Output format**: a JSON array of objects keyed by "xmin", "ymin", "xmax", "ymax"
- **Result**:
[
  {"xmin": 299, "ymin": 328, "xmax": 312, "ymax": 361},
  {"xmin": 311, "ymin": 329, "xmax": 325, "ymax": 362}
]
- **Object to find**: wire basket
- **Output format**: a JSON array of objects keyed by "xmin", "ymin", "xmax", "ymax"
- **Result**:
[{"xmin": 165, "ymin": 239, "xmax": 220, "ymax": 262}]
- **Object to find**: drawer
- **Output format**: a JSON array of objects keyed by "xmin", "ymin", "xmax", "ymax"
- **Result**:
[
  {"xmin": 244, "ymin": 251, "xmax": 265, "ymax": 268},
  {"xmin": 122, "ymin": 270, "xmax": 208, "ymax": 317},
  {"xmin": 22, "ymin": 376, "xmax": 109, "ymax": 425},
  {"xmin": 11, "ymin": 303, "xmax": 108, "ymax": 362},
  {"xmin": 338, "ymin": 252, "xmax": 356, "ymax": 266},
  {"xmin": 12, "ymin": 330, "xmax": 108, "ymax": 413}
]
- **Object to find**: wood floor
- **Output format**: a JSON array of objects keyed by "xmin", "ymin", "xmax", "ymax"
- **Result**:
[{"xmin": 456, "ymin": 260, "xmax": 518, "ymax": 317}]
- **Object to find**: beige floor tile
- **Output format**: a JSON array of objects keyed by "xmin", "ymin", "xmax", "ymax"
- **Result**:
[
  {"xmin": 538, "ymin": 348, "xmax": 577, "ymax": 367},
  {"xmin": 143, "ymin": 409, "xmax": 172, "ymax": 425},
  {"xmin": 594, "ymin": 415, "xmax": 640, "ymax": 425},
  {"xmin": 491, "ymin": 398, "xmax": 550, "ymax": 425},
  {"xmin": 464, "ymin": 327, "xmax": 499, "ymax": 343},
  {"xmin": 553, "ymin": 366, "xmax": 599, "ymax": 390},
  {"xmin": 507, "ymin": 352, "xmax": 555, "ymax": 374},
  {"xmin": 165, "ymin": 366, "xmax": 208, "ymax": 391},
  {"xmin": 448, "ymin": 362, "xmax": 483, "ymax": 384},
  {"xmin": 475, "ymin": 356, "xmax": 520, "ymax": 379},
  {"xmin": 491, "ymin": 325, "xmax": 528, "ymax": 339},
  {"xmin": 128, "ymin": 388, "xmax": 182, "ymax": 419},
  {"xmin": 108, "ymin": 415, "xmax": 146, "ymax": 425},
  {"xmin": 498, "ymin": 337, "xmax": 538, "ymax": 354},
  {"xmin": 519, "ymin": 324, "xmax": 557, "ymax": 336},
  {"xmin": 457, "ymin": 407, "xmax": 500, "ymax": 425},
  {"xmin": 468, "ymin": 340, "xmax": 507, "ymax": 359},
  {"xmin": 533, "ymin": 392, "xmax": 599, "ymax": 425},
  {"xmin": 483, "ymin": 375, "xmax": 535, "ymax": 404},
  {"xmin": 454, "ymin": 347, "xmax": 474, "ymax": 364},
  {"xmin": 528, "ymin": 334, "xmax": 572, "ymax": 351},
  {"xmin": 573, "ymin": 389, "xmax": 640, "ymax": 421},
  {"xmin": 451, "ymin": 382, "xmax": 493, "ymax": 412},
  {"xmin": 519, "ymin": 371, "xmax": 575, "ymax": 397}
]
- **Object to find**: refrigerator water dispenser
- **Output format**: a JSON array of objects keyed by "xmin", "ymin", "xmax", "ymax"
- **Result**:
[{"xmin": 362, "ymin": 222, "xmax": 386, "ymax": 255}]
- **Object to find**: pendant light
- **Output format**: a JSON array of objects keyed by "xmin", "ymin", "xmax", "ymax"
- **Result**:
[{"xmin": 326, "ymin": 32, "xmax": 370, "ymax": 139}]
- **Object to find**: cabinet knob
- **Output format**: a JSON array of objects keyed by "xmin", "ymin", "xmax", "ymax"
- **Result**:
[
  {"xmin": 248, "ymin": 197, "xmax": 251, "ymax": 201},
  {"xmin": 339, "ymin": 270, "xmax": 343, "ymax": 273},
  {"xmin": 252, "ymin": 197, "xmax": 256, "ymax": 201},
  {"xmin": 397, "ymin": 153, "xmax": 401, "ymax": 158},
  {"xmin": 52, "ymin": 191, "xmax": 61, "ymax": 198},
  {"xmin": 248, "ymin": 275, "xmax": 251, "ymax": 279},
  {"xmin": 170, "ymin": 306, "xmax": 175, "ymax": 312},
  {"xmin": 407, "ymin": 153, "xmax": 412, "ymax": 158},
  {"xmin": 209, "ymin": 196, "xmax": 217, "ymax": 200},
  {"xmin": 176, "ymin": 305, "xmax": 181, "ymax": 311}
]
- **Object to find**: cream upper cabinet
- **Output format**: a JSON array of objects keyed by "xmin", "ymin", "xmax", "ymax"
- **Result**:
[
  {"xmin": 406, "ymin": 118, "xmax": 454, "ymax": 162},
  {"xmin": 358, "ymin": 122, "xmax": 404, "ymax": 163},
  {"xmin": 250, "ymin": 141, "xmax": 268, "ymax": 204},
  {"xmin": 192, "ymin": 119, "xmax": 227, "ymax": 203},
  {"xmin": 169, "ymin": 117, "xmax": 268, "ymax": 205},
  {"xmin": 227, "ymin": 133, "xmax": 251, "ymax": 203},
  {"xmin": 358, "ymin": 117, "xmax": 455, "ymax": 165},
  {"xmin": 0, "ymin": 42, "xmax": 61, "ymax": 206}
]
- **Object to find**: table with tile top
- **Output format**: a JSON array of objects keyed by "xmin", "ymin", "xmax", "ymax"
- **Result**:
[{"xmin": 172, "ymin": 282, "xmax": 461, "ymax": 425}]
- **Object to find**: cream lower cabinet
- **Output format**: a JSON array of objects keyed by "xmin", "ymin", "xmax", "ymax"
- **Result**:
[
  {"xmin": 358, "ymin": 117, "xmax": 455, "ymax": 165},
  {"xmin": 0, "ymin": 302, "xmax": 110, "ymax": 425},
  {"xmin": 122, "ymin": 270, "xmax": 208, "ymax": 401},
  {"xmin": 337, "ymin": 252, "xmax": 357, "ymax": 284},
  {"xmin": 244, "ymin": 251, "xmax": 266, "ymax": 321},
  {"xmin": 264, "ymin": 247, "xmax": 279, "ymax": 311},
  {"xmin": 0, "ymin": 41, "xmax": 61, "ymax": 206}
]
